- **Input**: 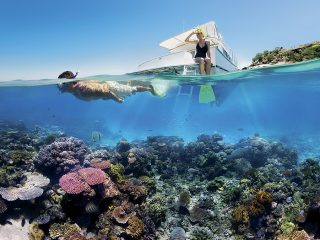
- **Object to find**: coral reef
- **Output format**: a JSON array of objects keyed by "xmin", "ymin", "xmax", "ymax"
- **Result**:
[
  {"xmin": 34, "ymin": 137, "xmax": 87, "ymax": 176},
  {"xmin": 0, "ymin": 124, "xmax": 319, "ymax": 240}
]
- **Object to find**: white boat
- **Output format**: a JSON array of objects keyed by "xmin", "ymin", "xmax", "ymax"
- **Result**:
[{"xmin": 131, "ymin": 21, "xmax": 238, "ymax": 75}]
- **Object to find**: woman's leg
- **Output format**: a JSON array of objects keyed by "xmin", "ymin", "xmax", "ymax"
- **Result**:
[
  {"xmin": 194, "ymin": 57, "xmax": 205, "ymax": 74},
  {"xmin": 204, "ymin": 58, "xmax": 211, "ymax": 75}
]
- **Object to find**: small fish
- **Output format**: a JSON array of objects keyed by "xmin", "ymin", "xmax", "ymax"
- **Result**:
[
  {"xmin": 21, "ymin": 218, "xmax": 26, "ymax": 227},
  {"xmin": 237, "ymin": 128, "xmax": 244, "ymax": 131},
  {"xmin": 148, "ymin": 129, "xmax": 153, "ymax": 131}
]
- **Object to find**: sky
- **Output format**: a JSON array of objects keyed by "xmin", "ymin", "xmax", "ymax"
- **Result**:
[{"xmin": 0, "ymin": 0, "xmax": 319, "ymax": 80}]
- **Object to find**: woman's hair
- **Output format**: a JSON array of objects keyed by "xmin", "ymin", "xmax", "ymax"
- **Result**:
[{"xmin": 195, "ymin": 28, "xmax": 206, "ymax": 38}]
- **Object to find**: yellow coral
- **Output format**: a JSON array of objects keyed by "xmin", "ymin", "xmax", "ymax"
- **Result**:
[
  {"xmin": 256, "ymin": 191, "xmax": 273, "ymax": 204},
  {"xmin": 49, "ymin": 223, "xmax": 81, "ymax": 239},
  {"xmin": 29, "ymin": 222, "xmax": 45, "ymax": 240},
  {"xmin": 126, "ymin": 216, "xmax": 144, "ymax": 239},
  {"xmin": 249, "ymin": 200, "xmax": 265, "ymax": 216},
  {"xmin": 233, "ymin": 205, "xmax": 249, "ymax": 224},
  {"xmin": 109, "ymin": 163, "xmax": 125, "ymax": 182}
]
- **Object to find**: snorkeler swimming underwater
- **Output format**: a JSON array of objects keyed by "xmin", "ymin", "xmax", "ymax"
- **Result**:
[{"xmin": 57, "ymin": 71, "xmax": 157, "ymax": 103}]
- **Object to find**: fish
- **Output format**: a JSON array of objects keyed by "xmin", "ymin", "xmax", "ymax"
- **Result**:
[
  {"xmin": 91, "ymin": 131, "xmax": 103, "ymax": 142},
  {"xmin": 21, "ymin": 218, "xmax": 26, "ymax": 227}
]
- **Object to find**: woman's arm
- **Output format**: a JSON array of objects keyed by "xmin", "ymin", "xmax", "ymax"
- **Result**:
[
  {"xmin": 206, "ymin": 41, "xmax": 211, "ymax": 59},
  {"xmin": 185, "ymin": 31, "xmax": 197, "ymax": 43}
]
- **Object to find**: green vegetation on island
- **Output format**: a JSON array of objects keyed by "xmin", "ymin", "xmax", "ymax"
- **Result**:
[{"xmin": 248, "ymin": 41, "xmax": 320, "ymax": 68}]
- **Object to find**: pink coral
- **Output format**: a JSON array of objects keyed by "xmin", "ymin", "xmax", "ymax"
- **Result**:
[
  {"xmin": 78, "ymin": 167, "xmax": 106, "ymax": 186},
  {"xmin": 59, "ymin": 172, "xmax": 87, "ymax": 194}
]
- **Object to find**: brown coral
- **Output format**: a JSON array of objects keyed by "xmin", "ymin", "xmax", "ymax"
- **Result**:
[
  {"xmin": 49, "ymin": 223, "xmax": 81, "ymax": 239},
  {"xmin": 102, "ymin": 176, "xmax": 120, "ymax": 198},
  {"xmin": 29, "ymin": 222, "xmax": 45, "ymax": 240},
  {"xmin": 112, "ymin": 206, "xmax": 134, "ymax": 224},
  {"xmin": 126, "ymin": 216, "xmax": 144, "ymax": 239},
  {"xmin": 256, "ymin": 191, "xmax": 273, "ymax": 204},
  {"xmin": 233, "ymin": 205, "xmax": 249, "ymax": 224}
]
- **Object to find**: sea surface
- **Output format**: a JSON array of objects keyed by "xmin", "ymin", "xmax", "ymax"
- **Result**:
[{"xmin": 1, "ymin": 59, "xmax": 320, "ymax": 240}]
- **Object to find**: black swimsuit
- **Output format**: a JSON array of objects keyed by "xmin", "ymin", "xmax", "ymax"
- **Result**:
[{"xmin": 195, "ymin": 42, "xmax": 208, "ymax": 58}]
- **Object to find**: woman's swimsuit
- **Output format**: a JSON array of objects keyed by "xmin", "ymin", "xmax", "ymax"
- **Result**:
[{"xmin": 194, "ymin": 42, "xmax": 208, "ymax": 58}]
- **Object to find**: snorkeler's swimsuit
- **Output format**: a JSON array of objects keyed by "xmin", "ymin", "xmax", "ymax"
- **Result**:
[{"xmin": 195, "ymin": 42, "xmax": 208, "ymax": 58}]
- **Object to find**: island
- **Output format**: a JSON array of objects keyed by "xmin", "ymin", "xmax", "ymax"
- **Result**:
[{"xmin": 244, "ymin": 41, "xmax": 320, "ymax": 69}]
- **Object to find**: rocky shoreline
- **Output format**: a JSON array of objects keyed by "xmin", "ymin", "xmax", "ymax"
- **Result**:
[
  {"xmin": 0, "ymin": 121, "xmax": 320, "ymax": 239},
  {"xmin": 243, "ymin": 41, "xmax": 320, "ymax": 69}
]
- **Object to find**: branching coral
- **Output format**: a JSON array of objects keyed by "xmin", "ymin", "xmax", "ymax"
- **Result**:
[
  {"xmin": 126, "ymin": 216, "xmax": 144, "ymax": 239},
  {"xmin": 49, "ymin": 223, "xmax": 81, "ymax": 239},
  {"xmin": 29, "ymin": 222, "xmax": 45, "ymax": 240}
]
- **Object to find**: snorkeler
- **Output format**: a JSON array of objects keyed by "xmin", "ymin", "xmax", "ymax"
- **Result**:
[
  {"xmin": 57, "ymin": 71, "xmax": 157, "ymax": 103},
  {"xmin": 185, "ymin": 28, "xmax": 211, "ymax": 75}
]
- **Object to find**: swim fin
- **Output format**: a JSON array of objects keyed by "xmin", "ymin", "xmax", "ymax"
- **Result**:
[{"xmin": 199, "ymin": 84, "xmax": 216, "ymax": 103}]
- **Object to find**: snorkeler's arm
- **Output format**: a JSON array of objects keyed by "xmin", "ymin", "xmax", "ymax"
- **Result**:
[
  {"xmin": 185, "ymin": 31, "xmax": 197, "ymax": 43},
  {"xmin": 206, "ymin": 41, "xmax": 211, "ymax": 59}
]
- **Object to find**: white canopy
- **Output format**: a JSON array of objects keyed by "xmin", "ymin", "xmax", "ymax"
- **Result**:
[{"xmin": 159, "ymin": 21, "xmax": 222, "ymax": 53}]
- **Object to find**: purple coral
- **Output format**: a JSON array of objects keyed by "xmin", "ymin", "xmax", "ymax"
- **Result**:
[
  {"xmin": 34, "ymin": 137, "xmax": 87, "ymax": 176},
  {"xmin": 59, "ymin": 172, "xmax": 87, "ymax": 194},
  {"xmin": 78, "ymin": 167, "xmax": 106, "ymax": 185}
]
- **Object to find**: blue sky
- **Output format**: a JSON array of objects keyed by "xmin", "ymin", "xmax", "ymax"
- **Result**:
[{"xmin": 0, "ymin": 0, "xmax": 319, "ymax": 80}]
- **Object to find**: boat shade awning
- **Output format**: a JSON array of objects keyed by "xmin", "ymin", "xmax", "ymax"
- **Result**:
[{"xmin": 159, "ymin": 21, "xmax": 221, "ymax": 53}]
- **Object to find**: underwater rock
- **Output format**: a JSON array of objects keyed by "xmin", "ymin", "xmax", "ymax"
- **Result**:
[
  {"xmin": 34, "ymin": 137, "xmax": 87, "ymax": 176},
  {"xmin": 34, "ymin": 214, "xmax": 50, "ymax": 225},
  {"xmin": 169, "ymin": 227, "xmax": 186, "ymax": 240}
]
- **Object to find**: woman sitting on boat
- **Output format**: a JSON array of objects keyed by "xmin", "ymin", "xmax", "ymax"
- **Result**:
[{"xmin": 185, "ymin": 28, "xmax": 211, "ymax": 75}]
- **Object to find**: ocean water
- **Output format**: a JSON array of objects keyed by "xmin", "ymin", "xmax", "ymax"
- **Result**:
[
  {"xmin": 1, "ymin": 59, "xmax": 320, "ymax": 159},
  {"xmin": 0, "ymin": 59, "xmax": 320, "ymax": 239}
]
